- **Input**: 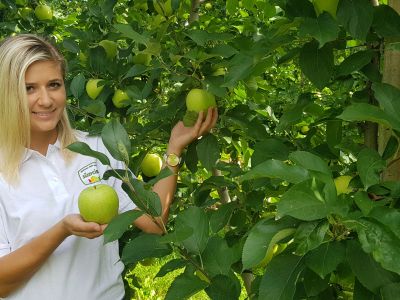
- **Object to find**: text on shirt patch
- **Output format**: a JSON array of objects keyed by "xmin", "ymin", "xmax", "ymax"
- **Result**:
[{"xmin": 78, "ymin": 162, "xmax": 100, "ymax": 185}]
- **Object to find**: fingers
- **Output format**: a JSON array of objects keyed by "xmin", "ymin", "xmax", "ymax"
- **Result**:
[
  {"xmin": 198, "ymin": 107, "xmax": 218, "ymax": 136},
  {"xmin": 64, "ymin": 214, "xmax": 107, "ymax": 239}
]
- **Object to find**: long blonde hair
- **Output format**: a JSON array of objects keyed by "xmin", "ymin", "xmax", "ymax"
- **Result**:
[{"xmin": 0, "ymin": 34, "xmax": 76, "ymax": 184}]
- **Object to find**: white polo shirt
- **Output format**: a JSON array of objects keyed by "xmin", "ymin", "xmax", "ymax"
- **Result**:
[{"xmin": 0, "ymin": 131, "xmax": 136, "ymax": 300}]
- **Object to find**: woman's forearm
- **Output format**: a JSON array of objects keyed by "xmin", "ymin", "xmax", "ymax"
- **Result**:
[{"xmin": 0, "ymin": 221, "xmax": 69, "ymax": 297}]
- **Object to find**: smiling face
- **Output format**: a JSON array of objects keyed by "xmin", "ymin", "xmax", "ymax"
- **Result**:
[{"xmin": 25, "ymin": 60, "xmax": 66, "ymax": 144}]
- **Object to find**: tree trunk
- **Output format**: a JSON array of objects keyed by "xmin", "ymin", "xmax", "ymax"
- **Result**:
[{"xmin": 379, "ymin": 0, "xmax": 400, "ymax": 180}]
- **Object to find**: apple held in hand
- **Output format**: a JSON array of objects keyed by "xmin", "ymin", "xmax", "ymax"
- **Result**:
[
  {"xmin": 86, "ymin": 79, "xmax": 104, "ymax": 100},
  {"xmin": 78, "ymin": 184, "xmax": 119, "ymax": 224},
  {"xmin": 141, "ymin": 153, "xmax": 162, "ymax": 177},
  {"xmin": 183, "ymin": 88, "xmax": 216, "ymax": 126}
]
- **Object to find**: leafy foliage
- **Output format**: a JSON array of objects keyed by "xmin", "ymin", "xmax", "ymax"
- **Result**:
[{"xmin": 2, "ymin": 0, "xmax": 400, "ymax": 299}]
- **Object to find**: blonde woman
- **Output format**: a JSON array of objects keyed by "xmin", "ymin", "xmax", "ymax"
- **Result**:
[{"xmin": 0, "ymin": 34, "xmax": 217, "ymax": 299}]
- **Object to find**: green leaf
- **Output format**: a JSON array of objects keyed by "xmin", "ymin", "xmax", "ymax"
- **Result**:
[
  {"xmin": 83, "ymin": 100, "xmax": 106, "ymax": 117},
  {"xmin": 156, "ymin": 259, "xmax": 187, "ymax": 278},
  {"xmin": 165, "ymin": 272, "xmax": 209, "ymax": 300},
  {"xmin": 372, "ymin": 5, "xmax": 400, "ymax": 37},
  {"xmin": 326, "ymin": 119, "xmax": 342, "ymax": 155},
  {"xmin": 124, "ymin": 65, "xmax": 147, "ymax": 79},
  {"xmin": 368, "ymin": 206, "xmax": 400, "ymax": 240},
  {"xmin": 305, "ymin": 241, "xmax": 346, "ymax": 278},
  {"xmin": 336, "ymin": 50, "xmax": 374, "ymax": 77},
  {"xmin": 337, "ymin": 0, "xmax": 374, "ymax": 40},
  {"xmin": 101, "ymin": 119, "xmax": 131, "ymax": 163},
  {"xmin": 66, "ymin": 141, "xmax": 110, "ymax": 165},
  {"xmin": 103, "ymin": 210, "xmax": 144, "ymax": 243},
  {"xmin": 121, "ymin": 234, "xmax": 171, "ymax": 264},
  {"xmin": 159, "ymin": 227, "xmax": 193, "ymax": 244},
  {"xmin": 251, "ymin": 138, "xmax": 290, "ymax": 166},
  {"xmin": 299, "ymin": 13, "xmax": 339, "ymax": 47},
  {"xmin": 242, "ymin": 217, "xmax": 297, "ymax": 270},
  {"xmin": 338, "ymin": 103, "xmax": 400, "ymax": 131},
  {"xmin": 372, "ymin": 83, "xmax": 400, "ymax": 125},
  {"xmin": 382, "ymin": 136, "xmax": 399, "ymax": 160},
  {"xmin": 357, "ymin": 148, "xmax": 386, "ymax": 190},
  {"xmin": 302, "ymin": 268, "xmax": 330, "ymax": 297},
  {"xmin": 175, "ymin": 206, "xmax": 209, "ymax": 254},
  {"xmin": 289, "ymin": 151, "xmax": 332, "ymax": 179},
  {"xmin": 299, "ymin": 41, "xmax": 334, "ymax": 90},
  {"xmin": 184, "ymin": 30, "xmax": 233, "ymax": 47},
  {"xmin": 347, "ymin": 239, "xmax": 399, "ymax": 293},
  {"xmin": 202, "ymin": 237, "xmax": 237, "ymax": 276},
  {"xmin": 196, "ymin": 134, "xmax": 220, "ymax": 171},
  {"xmin": 381, "ymin": 282, "xmax": 400, "ymax": 300},
  {"xmin": 277, "ymin": 179, "xmax": 330, "ymax": 221},
  {"xmin": 125, "ymin": 178, "xmax": 162, "ymax": 217},
  {"xmin": 209, "ymin": 202, "xmax": 235, "ymax": 233},
  {"xmin": 354, "ymin": 191, "xmax": 379, "ymax": 216},
  {"xmin": 113, "ymin": 24, "xmax": 148, "ymax": 45},
  {"xmin": 294, "ymin": 221, "xmax": 330, "ymax": 255},
  {"xmin": 259, "ymin": 254, "xmax": 304, "ymax": 300},
  {"xmin": 70, "ymin": 73, "xmax": 85, "ymax": 99},
  {"xmin": 226, "ymin": 0, "xmax": 239, "ymax": 15},
  {"xmin": 354, "ymin": 218, "xmax": 400, "ymax": 275},
  {"xmin": 241, "ymin": 159, "xmax": 309, "ymax": 184},
  {"xmin": 205, "ymin": 274, "xmax": 241, "ymax": 300},
  {"xmin": 353, "ymin": 278, "xmax": 379, "ymax": 300}
]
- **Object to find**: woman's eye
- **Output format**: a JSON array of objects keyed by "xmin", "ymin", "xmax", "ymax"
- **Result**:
[
  {"xmin": 49, "ymin": 82, "xmax": 61, "ymax": 88},
  {"xmin": 26, "ymin": 86, "xmax": 34, "ymax": 93}
]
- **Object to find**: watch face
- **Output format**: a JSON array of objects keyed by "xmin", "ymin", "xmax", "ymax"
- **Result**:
[{"xmin": 166, "ymin": 153, "xmax": 180, "ymax": 166}]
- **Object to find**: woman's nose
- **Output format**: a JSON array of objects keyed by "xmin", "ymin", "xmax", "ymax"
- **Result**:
[{"xmin": 37, "ymin": 88, "xmax": 52, "ymax": 106}]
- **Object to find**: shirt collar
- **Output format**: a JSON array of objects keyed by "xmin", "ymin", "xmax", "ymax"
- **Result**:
[{"xmin": 22, "ymin": 139, "xmax": 61, "ymax": 164}]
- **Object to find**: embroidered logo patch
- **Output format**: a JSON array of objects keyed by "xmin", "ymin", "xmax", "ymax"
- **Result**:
[{"xmin": 78, "ymin": 162, "xmax": 100, "ymax": 185}]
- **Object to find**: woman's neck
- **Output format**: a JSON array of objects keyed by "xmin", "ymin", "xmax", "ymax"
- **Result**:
[{"xmin": 30, "ymin": 130, "xmax": 58, "ymax": 156}]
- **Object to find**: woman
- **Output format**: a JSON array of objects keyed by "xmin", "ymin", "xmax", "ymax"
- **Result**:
[{"xmin": 0, "ymin": 34, "xmax": 217, "ymax": 299}]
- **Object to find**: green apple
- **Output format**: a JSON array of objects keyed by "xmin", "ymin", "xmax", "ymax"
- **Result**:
[
  {"xmin": 86, "ymin": 79, "xmax": 104, "ymax": 100},
  {"xmin": 141, "ymin": 153, "xmax": 162, "ymax": 177},
  {"xmin": 78, "ymin": 184, "xmax": 119, "ymax": 224},
  {"xmin": 112, "ymin": 89, "xmax": 129, "ymax": 108},
  {"xmin": 186, "ymin": 88, "xmax": 216, "ymax": 115},
  {"xmin": 35, "ymin": 4, "xmax": 52, "ymax": 20},
  {"xmin": 99, "ymin": 40, "xmax": 117, "ymax": 59},
  {"xmin": 313, "ymin": 0, "xmax": 339, "ymax": 18},
  {"xmin": 19, "ymin": 7, "xmax": 33, "ymax": 19},
  {"xmin": 300, "ymin": 125, "xmax": 310, "ymax": 134},
  {"xmin": 334, "ymin": 175, "xmax": 353, "ymax": 195},
  {"xmin": 132, "ymin": 53, "xmax": 152, "ymax": 66}
]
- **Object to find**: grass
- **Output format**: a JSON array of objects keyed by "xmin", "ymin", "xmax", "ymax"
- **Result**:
[{"xmin": 125, "ymin": 255, "xmax": 248, "ymax": 300}]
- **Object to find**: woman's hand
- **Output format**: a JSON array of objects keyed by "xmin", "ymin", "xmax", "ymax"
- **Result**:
[
  {"xmin": 168, "ymin": 107, "xmax": 218, "ymax": 154},
  {"xmin": 61, "ymin": 214, "xmax": 106, "ymax": 239}
]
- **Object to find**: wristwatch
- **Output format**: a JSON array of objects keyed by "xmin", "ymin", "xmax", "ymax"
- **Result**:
[{"xmin": 163, "ymin": 153, "xmax": 182, "ymax": 167}]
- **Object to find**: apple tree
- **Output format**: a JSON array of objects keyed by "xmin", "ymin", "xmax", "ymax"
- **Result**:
[{"xmin": 2, "ymin": 0, "xmax": 400, "ymax": 299}]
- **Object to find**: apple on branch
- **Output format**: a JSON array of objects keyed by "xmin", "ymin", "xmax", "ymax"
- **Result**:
[
  {"xmin": 35, "ymin": 4, "xmax": 52, "ymax": 20},
  {"xmin": 86, "ymin": 79, "xmax": 104, "ymax": 100},
  {"xmin": 140, "ymin": 153, "xmax": 162, "ymax": 178}
]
